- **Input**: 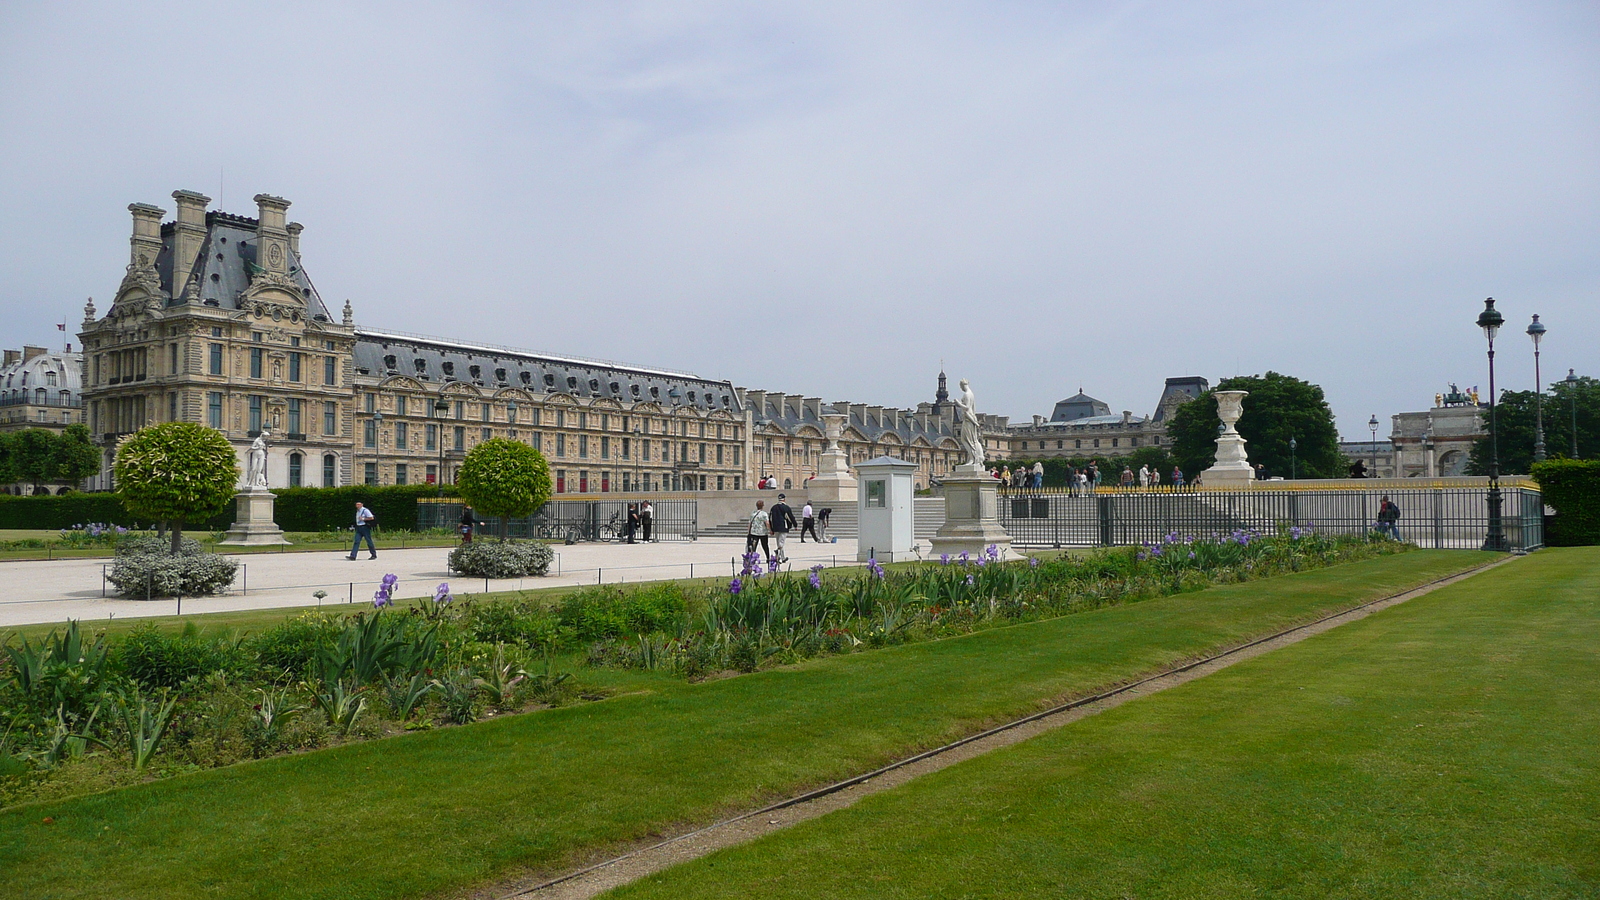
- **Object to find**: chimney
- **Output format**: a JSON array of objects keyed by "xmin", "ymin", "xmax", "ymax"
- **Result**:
[
  {"xmin": 804, "ymin": 397, "xmax": 822, "ymax": 420},
  {"xmin": 171, "ymin": 190, "xmax": 211, "ymax": 295},
  {"xmin": 1033, "ymin": 415, "xmax": 1044, "ymax": 427},
  {"xmin": 128, "ymin": 202, "xmax": 165, "ymax": 272},
  {"xmin": 286, "ymin": 222, "xmax": 303, "ymax": 261},
  {"xmin": 3, "ymin": 350, "xmax": 19, "ymax": 367},
  {"xmin": 253, "ymin": 194, "xmax": 292, "ymax": 276},
  {"xmin": 1122, "ymin": 410, "xmax": 1132, "ymax": 425},
  {"xmin": 23, "ymin": 345, "xmax": 47, "ymax": 362}
]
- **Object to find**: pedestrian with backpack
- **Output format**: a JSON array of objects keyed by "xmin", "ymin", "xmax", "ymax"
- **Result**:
[
  {"xmin": 347, "ymin": 501, "xmax": 377, "ymax": 560},
  {"xmin": 1377, "ymin": 495, "xmax": 1401, "ymax": 539}
]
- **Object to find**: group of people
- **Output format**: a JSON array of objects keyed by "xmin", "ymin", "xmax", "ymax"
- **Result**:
[
  {"xmin": 993, "ymin": 462, "xmax": 1207, "ymax": 493},
  {"xmin": 745, "ymin": 494, "xmax": 830, "ymax": 566}
]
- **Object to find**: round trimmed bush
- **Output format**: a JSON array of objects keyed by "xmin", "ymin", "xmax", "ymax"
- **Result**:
[
  {"xmin": 448, "ymin": 540, "xmax": 554, "ymax": 578},
  {"xmin": 107, "ymin": 534, "xmax": 239, "ymax": 598}
]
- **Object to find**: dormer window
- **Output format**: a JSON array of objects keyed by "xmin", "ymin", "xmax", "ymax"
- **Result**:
[
  {"xmin": 588, "ymin": 378, "xmax": 599, "ymax": 392},
  {"xmin": 567, "ymin": 376, "xmax": 578, "ymax": 390},
  {"xmin": 495, "ymin": 368, "xmax": 507, "ymax": 383},
  {"xmin": 688, "ymin": 391, "xmax": 697, "ymax": 404},
  {"xmin": 413, "ymin": 358, "xmax": 427, "ymax": 375},
  {"xmin": 469, "ymin": 365, "xmax": 482, "ymax": 381},
  {"xmin": 543, "ymin": 372, "xmax": 555, "ymax": 387},
  {"xmin": 520, "ymin": 371, "xmax": 532, "ymax": 385},
  {"xmin": 650, "ymin": 386, "xmax": 660, "ymax": 399},
  {"xmin": 631, "ymin": 384, "xmax": 641, "ymax": 397},
  {"xmin": 609, "ymin": 381, "xmax": 619, "ymax": 394},
  {"xmin": 383, "ymin": 354, "xmax": 397, "ymax": 372},
  {"xmin": 441, "ymin": 361, "xmax": 455, "ymax": 377}
]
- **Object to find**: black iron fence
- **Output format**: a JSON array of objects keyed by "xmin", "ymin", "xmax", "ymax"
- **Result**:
[
  {"xmin": 418, "ymin": 498, "xmax": 698, "ymax": 542},
  {"xmin": 997, "ymin": 487, "xmax": 1544, "ymax": 551}
]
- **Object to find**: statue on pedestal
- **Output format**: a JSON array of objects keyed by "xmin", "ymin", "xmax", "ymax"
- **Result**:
[
  {"xmin": 952, "ymin": 378, "xmax": 985, "ymax": 469},
  {"xmin": 247, "ymin": 430, "xmax": 270, "ymax": 489}
]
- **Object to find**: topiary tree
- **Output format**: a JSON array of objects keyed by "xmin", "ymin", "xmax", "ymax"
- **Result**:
[
  {"xmin": 455, "ymin": 438, "xmax": 552, "ymax": 540},
  {"xmin": 115, "ymin": 423, "xmax": 240, "ymax": 554},
  {"xmin": 53, "ymin": 424, "xmax": 102, "ymax": 488}
]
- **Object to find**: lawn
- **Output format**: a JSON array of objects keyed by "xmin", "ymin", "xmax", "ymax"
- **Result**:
[
  {"xmin": 0, "ymin": 528, "xmax": 462, "ymax": 561},
  {"xmin": 0, "ymin": 550, "xmax": 1493, "ymax": 900},
  {"xmin": 608, "ymin": 547, "xmax": 1600, "ymax": 900}
]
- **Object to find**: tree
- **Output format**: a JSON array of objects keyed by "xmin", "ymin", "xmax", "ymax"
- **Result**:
[
  {"xmin": 455, "ymin": 438, "xmax": 552, "ymax": 540},
  {"xmin": 115, "ymin": 423, "xmax": 240, "ymax": 553},
  {"xmin": 53, "ymin": 424, "xmax": 102, "ymax": 488},
  {"xmin": 1167, "ymin": 372, "xmax": 1343, "ymax": 480},
  {"xmin": 1469, "ymin": 376, "xmax": 1600, "ymax": 476},
  {"xmin": 8, "ymin": 428, "xmax": 62, "ymax": 494}
]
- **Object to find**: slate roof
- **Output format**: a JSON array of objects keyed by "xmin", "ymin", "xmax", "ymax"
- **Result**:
[
  {"xmin": 1050, "ymin": 391, "xmax": 1112, "ymax": 422},
  {"xmin": 154, "ymin": 212, "xmax": 332, "ymax": 321},
  {"xmin": 351, "ymin": 329, "xmax": 743, "ymax": 412},
  {"xmin": 748, "ymin": 395, "xmax": 960, "ymax": 446}
]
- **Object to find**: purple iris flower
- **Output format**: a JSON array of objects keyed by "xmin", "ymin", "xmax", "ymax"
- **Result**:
[{"xmin": 728, "ymin": 577, "xmax": 743, "ymax": 594}]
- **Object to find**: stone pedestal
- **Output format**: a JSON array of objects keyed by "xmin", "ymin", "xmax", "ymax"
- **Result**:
[
  {"xmin": 219, "ymin": 488, "xmax": 290, "ymax": 545},
  {"xmin": 1203, "ymin": 390, "xmax": 1255, "ymax": 488},
  {"xmin": 808, "ymin": 412, "xmax": 857, "ymax": 503},
  {"xmin": 928, "ymin": 467, "xmax": 1015, "ymax": 560}
]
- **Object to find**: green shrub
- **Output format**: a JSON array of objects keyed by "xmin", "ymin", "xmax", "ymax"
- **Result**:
[
  {"xmin": 557, "ymin": 583, "xmax": 687, "ymax": 641},
  {"xmin": 448, "ymin": 540, "xmax": 553, "ymax": 578},
  {"xmin": 116, "ymin": 623, "xmax": 249, "ymax": 689},
  {"xmin": 1532, "ymin": 459, "xmax": 1600, "ymax": 546},
  {"xmin": 250, "ymin": 613, "xmax": 344, "ymax": 679},
  {"xmin": 267, "ymin": 484, "xmax": 458, "ymax": 533},
  {"xmin": 105, "ymin": 536, "xmax": 239, "ymax": 598}
]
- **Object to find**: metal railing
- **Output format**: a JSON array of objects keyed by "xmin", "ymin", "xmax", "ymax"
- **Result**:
[
  {"xmin": 418, "ymin": 498, "xmax": 699, "ymax": 542},
  {"xmin": 997, "ymin": 487, "xmax": 1544, "ymax": 551}
]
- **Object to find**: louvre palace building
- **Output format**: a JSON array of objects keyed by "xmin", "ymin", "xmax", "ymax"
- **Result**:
[{"xmin": 77, "ymin": 191, "xmax": 1026, "ymax": 495}]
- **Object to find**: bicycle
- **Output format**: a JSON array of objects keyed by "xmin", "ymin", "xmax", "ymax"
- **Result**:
[{"xmin": 597, "ymin": 512, "xmax": 622, "ymax": 543}]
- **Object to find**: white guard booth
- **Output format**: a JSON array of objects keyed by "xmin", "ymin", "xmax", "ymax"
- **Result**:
[{"xmin": 855, "ymin": 455, "xmax": 918, "ymax": 562}]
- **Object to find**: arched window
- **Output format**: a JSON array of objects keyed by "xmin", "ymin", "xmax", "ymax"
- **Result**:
[
  {"xmin": 323, "ymin": 454, "xmax": 337, "ymax": 487},
  {"xmin": 288, "ymin": 452, "xmax": 303, "ymax": 488}
]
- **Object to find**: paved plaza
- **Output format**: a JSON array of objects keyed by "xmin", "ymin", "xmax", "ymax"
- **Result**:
[{"xmin": 0, "ymin": 537, "xmax": 863, "ymax": 629}]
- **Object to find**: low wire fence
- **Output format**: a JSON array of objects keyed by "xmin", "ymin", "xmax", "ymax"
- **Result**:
[
  {"xmin": 997, "ymin": 487, "xmax": 1544, "ymax": 551},
  {"xmin": 418, "ymin": 498, "xmax": 699, "ymax": 542}
]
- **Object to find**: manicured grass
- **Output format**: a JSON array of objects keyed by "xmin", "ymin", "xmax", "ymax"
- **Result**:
[
  {"xmin": 0, "ymin": 550, "xmax": 1492, "ymax": 900},
  {"xmin": 611, "ymin": 547, "xmax": 1600, "ymax": 900},
  {"xmin": 0, "ymin": 529, "xmax": 461, "ymax": 561}
]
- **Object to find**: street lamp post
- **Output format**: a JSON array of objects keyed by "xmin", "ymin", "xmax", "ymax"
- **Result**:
[
  {"xmin": 1478, "ymin": 298, "xmax": 1508, "ymax": 552},
  {"xmin": 1566, "ymin": 368, "xmax": 1580, "ymax": 458},
  {"xmin": 1368, "ymin": 415, "xmax": 1379, "ymax": 479},
  {"xmin": 1527, "ymin": 315, "xmax": 1546, "ymax": 463},
  {"xmin": 1289, "ymin": 437, "xmax": 1297, "ymax": 480},
  {"xmin": 633, "ymin": 426, "xmax": 643, "ymax": 493},
  {"xmin": 433, "ymin": 399, "xmax": 450, "ymax": 496}
]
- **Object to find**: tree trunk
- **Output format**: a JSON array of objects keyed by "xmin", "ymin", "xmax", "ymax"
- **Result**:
[{"xmin": 170, "ymin": 518, "xmax": 185, "ymax": 554}]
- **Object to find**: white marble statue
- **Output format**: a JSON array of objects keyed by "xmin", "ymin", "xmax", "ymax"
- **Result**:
[
  {"xmin": 247, "ymin": 430, "xmax": 270, "ymax": 489},
  {"xmin": 952, "ymin": 378, "xmax": 985, "ymax": 468}
]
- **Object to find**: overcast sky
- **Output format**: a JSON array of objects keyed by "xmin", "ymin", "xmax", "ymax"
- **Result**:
[{"xmin": 2, "ymin": 2, "xmax": 1595, "ymax": 438}]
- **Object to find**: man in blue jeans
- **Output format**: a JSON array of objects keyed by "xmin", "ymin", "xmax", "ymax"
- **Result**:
[{"xmin": 347, "ymin": 501, "xmax": 377, "ymax": 560}]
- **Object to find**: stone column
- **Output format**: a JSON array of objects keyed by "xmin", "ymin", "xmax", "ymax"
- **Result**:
[{"xmin": 1202, "ymin": 390, "xmax": 1255, "ymax": 488}]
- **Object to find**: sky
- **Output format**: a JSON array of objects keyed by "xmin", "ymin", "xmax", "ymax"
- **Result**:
[{"xmin": 1, "ymin": 1, "xmax": 1595, "ymax": 439}]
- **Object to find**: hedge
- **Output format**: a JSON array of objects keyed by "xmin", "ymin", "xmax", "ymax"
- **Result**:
[
  {"xmin": 0, "ymin": 484, "xmax": 456, "ymax": 534},
  {"xmin": 267, "ymin": 484, "xmax": 457, "ymax": 533},
  {"xmin": 1531, "ymin": 459, "xmax": 1600, "ymax": 546}
]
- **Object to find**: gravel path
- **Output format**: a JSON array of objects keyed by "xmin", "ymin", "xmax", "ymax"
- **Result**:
[{"xmin": 463, "ymin": 556, "xmax": 1512, "ymax": 900}]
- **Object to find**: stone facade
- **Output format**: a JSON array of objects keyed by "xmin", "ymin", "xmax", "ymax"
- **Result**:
[
  {"xmin": 76, "ymin": 192, "xmax": 1011, "ymax": 495},
  {"xmin": 1003, "ymin": 376, "xmax": 1209, "ymax": 459},
  {"xmin": 0, "ymin": 346, "xmax": 82, "ymax": 434},
  {"xmin": 1388, "ymin": 391, "xmax": 1485, "ymax": 477}
]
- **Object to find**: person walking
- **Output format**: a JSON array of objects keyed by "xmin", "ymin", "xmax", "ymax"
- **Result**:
[
  {"xmin": 818, "ymin": 506, "xmax": 832, "ymax": 542},
  {"xmin": 768, "ymin": 493, "xmax": 797, "ymax": 564},
  {"xmin": 1376, "ymin": 495, "xmax": 1402, "ymax": 539},
  {"xmin": 625, "ymin": 503, "xmax": 640, "ymax": 544},
  {"xmin": 458, "ymin": 505, "xmax": 479, "ymax": 543},
  {"xmin": 800, "ymin": 500, "xmax": 819, "ymax": 542},
  {"xmin": 745, "ymin": 499, "xmax": 771, "ymax": 561},
  {"xmin": 1171, "ymin": 466, "xmax": 1185, "ymax": 488},
  {"xmin": 347, "ymin": 501, "xmax": 377, "ymax": 560},
  {"xmin": 1032, "ymin": 461, "xmax": 1045, "ymax": 489},
  {"xmin": 639, "ymin": 500, "xmax": 654, "ymax": 542}
]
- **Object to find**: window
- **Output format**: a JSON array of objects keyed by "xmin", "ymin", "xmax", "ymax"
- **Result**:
[
  {"xmin": 600, "ymin": 436, "xmax": 610, "ymax": 459},
  {"xmin": 530, "ymin": 432, "xmax": 542, "ymax": 452},
  {"xmin": 426, "ymin": 464, "xmax": 437, "ymax": 485},
  {"xmin": 681, "ymin": 441, "xmax": 689, "ymax": 461},
  {"xmin": 249, "ymin": 395, "xmax": 263, "ymax": 433},
  {"xmin": 454, "ymin": 401, "xmax": 464, "ymax": 420},
  {"xmin": 482, "ymin": 403, "xmax": 491, "ymax": 421},
  {"xmin": 717, "ymin": 476, "xmax": 725, "ymax": 490},
  {"xmin": 601, "ymin": 414, "xmax": 609, "ymax": 431},
  {"xmin": 213, "ymin": 327, "xmax": 224, "ymax": 338},
  {"xmin": 578, "ymin": 412, "xmax": 588, "ymax": 430},
  {"xmin": 699, "ymin": 443, "xmax": 706, "ymax": 463},
  {"xmin": 169, "ymin": 392, "xmax": 178, "ymax": 421},
  {"xmin": 396, "ymin": 395, "xmax": 407, "ymax": 416},
  {"xmin": 621, "ymin": 437, "xmax": 629, "ymax": 459},
  {"xmin": 324, "ymin": 401, "xmax": 337, "ymax": 435},
  {"xmin": 733, "ymin": 476, "xmax": 742, "ymax": 490},
  {"xmin": 364, "ymin": 462, "xmax": 377, "ymax": 485},
  {"xmin": 507, "ymin": 405, "xmax": 517, "ymax": 424},
  {"xmin": 287, "ymin": 399, "xmax": 302, "ymax": 435},
  {"xmin": 641, "ymin": 438, "xmax": 650, "ymax": 461},
  {"xmin": 717, "ymin": 445, "xmax": 724, "ymax": 464},
  {"xmin": 395, "ymin": 421, "xmax": 408, "ymax": 450},
  {"xmin": 169, "ymin": 343, "xmax": 178, "ymax": 374},
  {"xmin": 453, "ymin": 426, "xmax": 465, "ymax": 450},
  {"xmin": 425, "ymin": 424, "xmax": 437, "ymax": 451},
  {"xmin": 324, "ymin": 356, "xmax": 337, "ymax": 385},
  {"xmin": 323, "ymin": 454, "xmax": 337, "ymax": 487},
  {"xmin": 288, "ymin": 453, "xmax": 303, "ymax": 487},
  {"xmin": 555, "ymin": 470, "xmax": 566, "ymax": 493},
  {"xmin": 208, "ymin": 392, "xmax": 223, "ymax": 429},
  {"xmin": 288, "ymin": 352, "xmax": 301, "ymax": 382},
  {"xmin": 579, "ymin": 435, "xmax": 589, "ymax": 458},
  {"xmin": 556, "ymin": 433, "xmax": 565, "ymax": 457},
  {"xmin": 395, "ymin": 464, "xmax": 408, "ymax": 485},
  {"xmin": 555, "ymin": 409, "xmax": 565, "ymax": 428},
  {"xmin": 481, "ymin": 427, "xmax": 491, "ymax": 442},
  {"xmin": 579, "ymin": 471, "xmax": 589, "ymax": 492},
  {"xmin": 250, "ymin": 347, "xmax": 263, "ymax": 379},
  {"xmin": 209, "ymin": 343, "xmax": 223, "ymax": 375},
  {"xmin": 733, "ymin": 445, "xmax": 741, "ymax": 465},
  {"xmin": 364, "ymin": 419, "xmax": 377, "ymax": 448},
  {"xmin": 364, "ymin": 392, "xmax": 375, "ymax": 413}
]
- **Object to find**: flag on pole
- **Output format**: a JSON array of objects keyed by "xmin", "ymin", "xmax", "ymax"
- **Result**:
[{"xmin": 57, "ymin": 323, "xmax": 66, "ymax": 331}]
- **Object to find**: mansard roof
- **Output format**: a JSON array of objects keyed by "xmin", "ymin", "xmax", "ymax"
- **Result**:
[
  {"xmin": 352, "ymin": 329, "xmax": 742, "ymax": 412},
  {"xmin": 155, "ymin": 212, "xmax": 332, "ymax": 321},
  {"xmin": 745, "ymin": 391, "xmax": 959, "ymax": 446},
  {"xmin": 1050, "ymin": 391, "xmax": 1111, "ymax": 422}
]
